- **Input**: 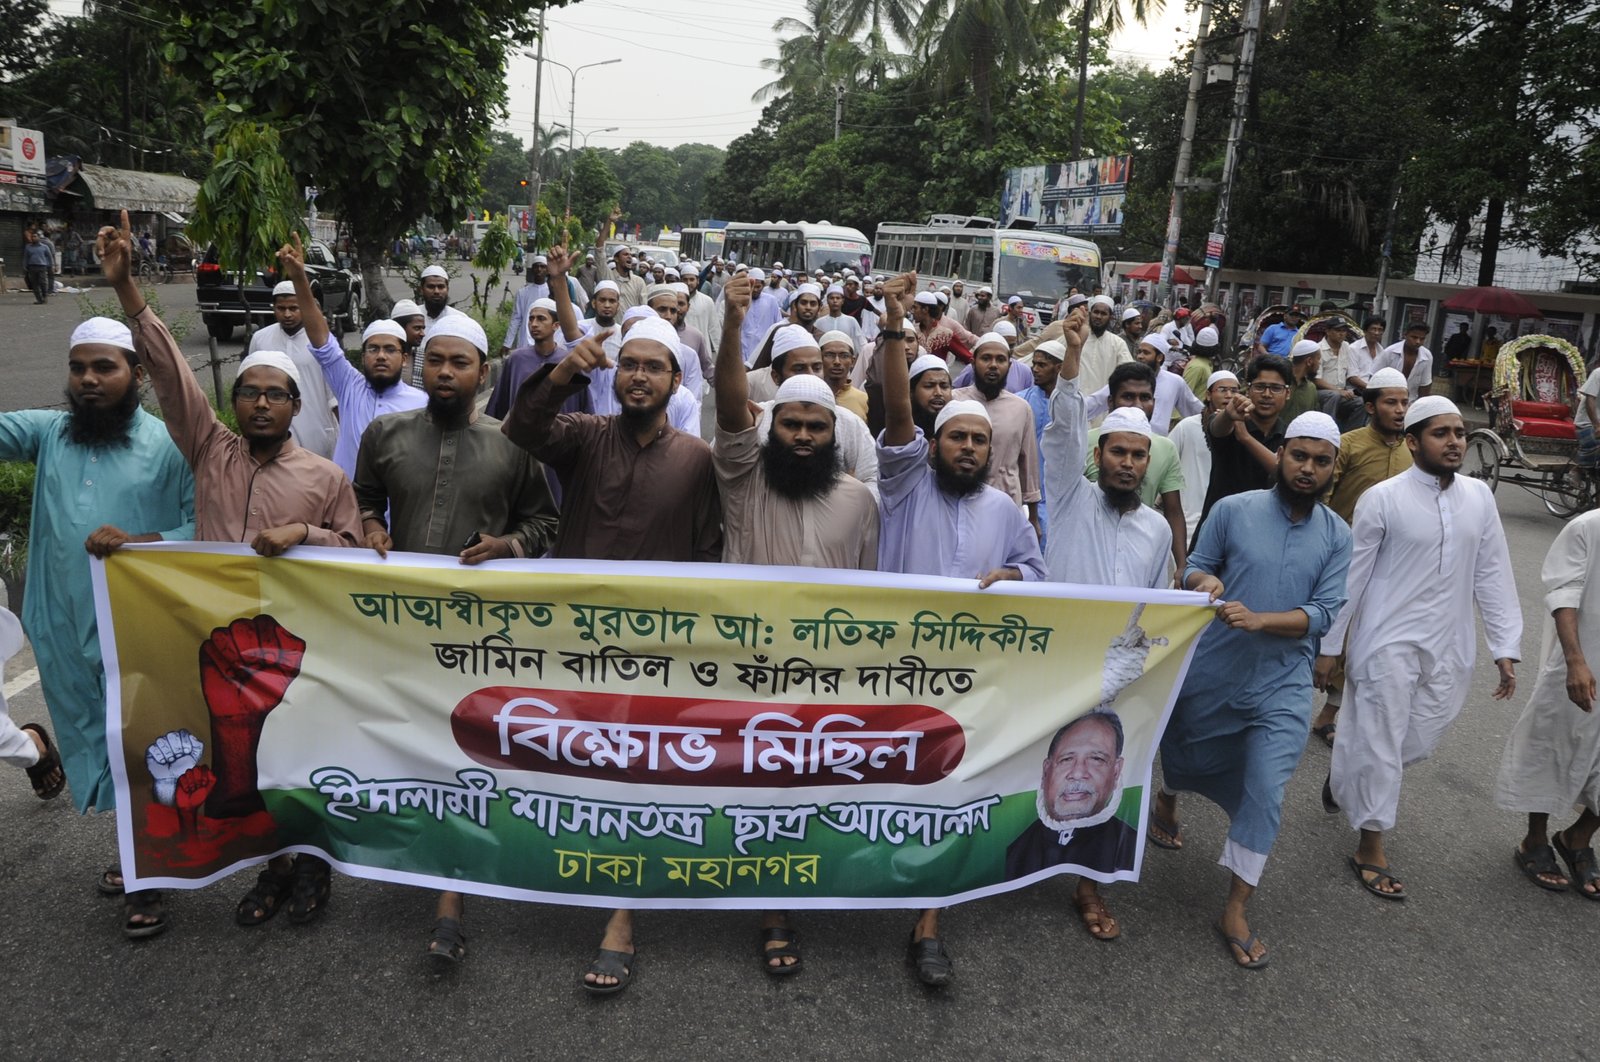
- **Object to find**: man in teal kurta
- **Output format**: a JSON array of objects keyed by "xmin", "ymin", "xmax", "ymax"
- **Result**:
[{"xmin": 0, "ymin": 317, "xmax": 194, "ymax": 813}]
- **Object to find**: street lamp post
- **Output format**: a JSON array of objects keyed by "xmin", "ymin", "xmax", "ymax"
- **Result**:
[
  {"xmin": 544, "ymin": 57, "xmax": 621, "ymax": 220},
  {"xmin": 568, "ymin": 126, "xmax": 619, "ymax": 216}
]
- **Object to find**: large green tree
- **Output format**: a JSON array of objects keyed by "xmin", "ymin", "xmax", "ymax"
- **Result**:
[
  {"xmin": 914, "ymin": 0, "xmax": 1073, "ymax": 148},
  {"xmin": 156, "ymin": 0, "xmax": 554, "ymax": 316}
]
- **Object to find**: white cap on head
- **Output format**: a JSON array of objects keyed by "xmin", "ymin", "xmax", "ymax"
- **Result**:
[
  {"xmin": 645, "ymin": 283, "xmax": 678, "ymax": 305},
  {"xmin": 1205, "ymin": 369, "xmax": 1239, "ymax": 391},
  {"xmin": 1137, "ymin": 338, "xmax": 1166, "ymax": 360},
  {"xmin": 1088, "ymin": 295, "xmax": 1114, "ymax": 310},
  {"xmin": 978, "ymin": 286, "xmax": 993, "ymax": 295},
  {"xmin": 621, "ymin": 305, "xmax": 656, "ymax": 325},
  {"xmin": 669, "ymin": 282, "xmax": 688, "ymax": 296},
  {"xmin": 362, "ymin": 319, "xmax": 408, "ymax": 345},
  {"xmin": 994, "ymin": 320, "xmax": 1018, "ymax": 338},
  {"xmin": 70, "ymin": 316, "xmax": 135, "ymax": 353},
  {"xmin": 748, "ymin": 268, "xmax": 767, "ymax": 282},
  {"xmin": 975, "ymin": 331, "xmax": 1008, "ymax": 352},
  {"xmin": 819, "ymin": 330, "xmax": 854, "ymax": 349},
  {"xmin": 934, "ymin": 398, "xmax": 991, "ymax": 436},
  {"xmin": 825, "ymin": 283, "xmax": 844, "ymax": 296},
  {"xmin": 934, "ymin": 291, "xmax": 950, "ymax": 306},
  {"xmin": 1034, "ymin": 339, "xmax": 1067, "ymax": 362},
  {"xmin": 594, "ymin": 280, "xmax": 620, "ymax": 295},
  {"xmin": 914, "ymin": 291, "xmax": 940, "ymax": 307},
  {"xmin": 1290, "ymin": 339, "xmax": 1320, "ymax": 359},
  {"xmin": 771, "ymin": 373, "xmax": 836, "ymax": 415},
  {"xmin": 909, "ymin": 353, "xmax": 949, "ymax": 380},
  {"xmin": 796, "ymin": 282, "xmax": 822, "ymax": 299},
  {"xmin": 1067, "ymin": 293, "xmax": 1089, "ymax": 308},
  {"xmin": 1007, "ymin": 295, "xmax": 1023, "ymax": 306},
  {"xmin": 422, "ymin": 315, "xmax": 488, "ymax": 356},
  {"xmin": 844, "ymin": 274, "xmax": 860, "ymax": 284},
  {"xmin": 420, "ymin": 265, "xmax": 449, "ymax": 280},
  {"xmin": 772, "ymin": 260, "xmax": 784, "ymax": 269},
  {"xmin": 529, "ymin": 297, "xmax": 558, "ymax": 315},
  {"xmin": 1403, "ymin": 394, "xmax": 1460, "ymax": 430},
  {"xmin": 1122, "ymin": 307, "xmax": 1142, "ymax": 322},
  {"xmin": 237, "ymin": 350, "xmax": 302, "ymax": 390},
  {"xmin": 1285, "ymin": 411, "xmax": 1341, "ymax": 447},
  {"xmin": 1366, "ymin": 366, "xmax": 1408, "ymax": 392},
  {"xmin": 1195, "ymin": 325, "xmax": 1220, "ymax": 347},
  {"xmin": 390, "ymin": 298, "xmax": 423, "ymax": 319},
  {"xmin": 272, "ymin": 281, "xmax": 296, "ymax": 299},
  {"xmin": 939, "ymin": 285, "xmax": 952, "ymax": 294},
  {"xmin": 677, "ymin": 265, "xmax": 695, "ymax": 278},
  {"xmin": 531, "ymin": 254, "xmax": 548, "ymax": 265},
  {"xmin": 771, "ymin": 325, "xmax": 820, "ymax": 361},
  {"xmin": 620, "ymin": 316, "xmax": 681, "ymax": 358},
  {"xmin": 1099, "ymin": 405, "xmax": 1152, "ymax": 438}
]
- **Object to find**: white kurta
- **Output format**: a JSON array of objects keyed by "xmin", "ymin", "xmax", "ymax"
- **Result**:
[
  {"xmin": 0, "ymin": 608, "xmax": 38, "ymax": 768},
  {"xmin": 1169, "ymin": 412, "xmax": 1210, "ymax": 541},
  {"xmin": 1496, "ymin": 509, "xmax": 1600, "ymax": 816},
  {"xmin": 684, "ymin": 290, "xmax": 719, "ymax": 357},
  {"xmin": 1078, "ymin": 329, "xmax": 1134, "ymax": 400},
  {"xmin": 1084, "ymin": 370, "xmax": 1203, "ymax": 437},
  {"xmin": 1327, "ymin": 466, "xmax": 1523, "ymax": 831}
]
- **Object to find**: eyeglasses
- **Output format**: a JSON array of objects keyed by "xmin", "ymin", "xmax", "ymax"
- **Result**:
[
  {"xmin": 236, "ymin": 386, "xmax": 295, "ymax": 405},
  {"xmin": 617, "ymin": 358, "xmax": 674, "ymax": 377},
  {"xmin": 1249, "ymin": 382, "xmax": 1288, "ymax": 395},
  {"xmin": 821, "ymin": 350, "xmax": 855, "ymax": 361},
  {"xmin": 364, "ymin": 343, "xmax": 404, "ymax": 356}
]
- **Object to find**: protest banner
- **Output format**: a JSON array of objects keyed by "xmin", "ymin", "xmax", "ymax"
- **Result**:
[{"xmin": 93, "ymin": 545, "xmax": 1213, "ymax": 909}]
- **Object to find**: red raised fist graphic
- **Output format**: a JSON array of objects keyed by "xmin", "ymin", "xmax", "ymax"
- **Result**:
[{"xmin": 199, "ymin": 616, "xmax": 306, "ymax": 818}]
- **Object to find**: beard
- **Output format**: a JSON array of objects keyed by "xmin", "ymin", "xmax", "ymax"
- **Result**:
[
  {"xmin": 933, "ymin": 450, "xmax": 991, "ymax": 497},
  {"xmin": 760, "ymin": 437, "xmax": 841, "ymax": 501},
  {"xmin": 64, "ymin": 384, "xmax": 140, "ymax": 448},
  {"xmin": 975, "ymin": 374, "xmax": 1004, "ymax": 400},
  {"xmin": 364, "ymin": 366, "xmax": 402, "ymax": 392},
  {"xmin": 1272, "ymin": 465, "xmax": 1325, "ymax": 506},
  {"xmin": 617, "ymin": 388, "xmax": 672, "ymax": 427},
  {"xmin": 911, "ymin": 400, "xmax": 940, "ymax": 439},
  {"xmin": 1090, "ymin": 320, "xmax": 1109, "ymax": 336},
  {"xmin": 426, "ymin": 388, "xmax": 474, "ymax": 427},
  {"xmin": 1097, "ymin": 476, "xmax": 1142, "ymax": 512}
]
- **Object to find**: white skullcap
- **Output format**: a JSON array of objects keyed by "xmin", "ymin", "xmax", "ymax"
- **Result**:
[
  {"xmin": 748, "ymin": 268, "xmax": 766, "ymax": 282},
  {"xmin": 796, "ymin": 282, "xmax": 822, "ymax": 299},
  {"xmin": 1205, "ymin": 370, "xmax": 1239, "ymax": 391},
  {"xmin": 621, "ymin": 305, "xmax": 656, "ymax": 325},
  {"xmin": 1404, "ymin": 394, "xmax": 1460, "ymax": 430},
  {"xmin": 390, "ymin": 298, "xmax": 423, "ymax": 319},
  {"xmin": 825, "ymin": 283, "xmax": 844, "ymax": 296},
  {"xmin": 677, "ymin": 265, "xmax": 695, "ymax": 277},
  {"xmin": 668, "ymin": 283, "xmax": 689, "ymax": 297},
  {"xmin": 934, "ymin": 398, "xmax": 991, "ymax": 435},
  {"xmin": 909, "ymin": 353, "xmax": 949, "ymax": 380},
  {"xmin": 939, "ymin": 285, "xmax": 952, "ymax": 294},
  {"xmin": 70, "ymin": 316, "xmax": 135, "ymax": 353},
  {"xmin": 771, "ymin": 325, "xmax": 819, "ymax": 360},
  {"xmin": 978, "ymin": 286, "xmax": 993, "ymax": 295},
  {"xmin": 995, "ymin": 320, "xmax": 1018, "ymax": 338},
  {"xmin": 1285, "ymin": 411, "xmax": 1341, "ymax": 447},
  {"xmin": 620, "ymin": 316, "xmax": 681, "ymax": 356},
  {"xmin": 819, "ymin": 330, "xmax": 854, "ymax": 349},
  {"xmin": 1290, "ymin": 339, "xmax": 1320, "ymax": 359},
  {"xmin": 593, "ymin": 280, "xmax": 620, "ymax": 295},
  {"xmin": 528, "ymin": 297, "xmax": 558, "ymax": 316},
  {"xmin": 934, "ymin": 291, "xmax": 950, "ymax": 306},
  {"xmin": 1100, "ymin": 405, "xmax": 1153, "ymax": 439},
  {"xmin": 844, "ymin": 274, "xmax": 860, "ymax": 284},
  {"xmin": 237, "ymin": 351, "xmax": 302, "ymax": 390},
  {"xmin": 1122, "ymin": 307, "xmax": 1142, "ymax": 322},
  {"xmin": 645, "ymin": 283, "xmax": 678, "ymax": 304},
  {"xmin": 1007, "ymin": 295, "xmax": 1023, "ymax": 306},
  {"xmin": 362, "ymin": 319, "xmax": 407, "ymax": 344},
  {"xmin": 914, "ymin": 291, "xmax": 940, "ymax": 307},
  {"xmin": 1194, "ymin": 325, "xmax": 1220, "ymax": 347},
  {"xmin": 422, "ymin": 315, "xmax": 487, "ymax": 356},
  {"xmin": 975, "ymin": 331, "xmax": 1008, "ymax": 352},
  {"xmin": 420, "ymin": 265, "xmax": 448, "ymax": 280},
  {"xmin": 1034, "ymin": 339, "xmax": 1067, "ymax": 362},
  {"xmin": 772, "ymin": 260, "xmax": 784, "ymax": 268},
  {"xmin": 272, "ymin": 281, "xmax": 296, "ymax": 299},
  {"xmin": 531, "ymin": 254, "xmax": 548, "ymax": 265},
  {"xmin": 584, "ymin": 252, "xmax": 595, "ymax": 260},
  {"xmin": 1366, "ymin": 367, "xmax": 1408, "ymax": 392},
  {"xmin": 1088, "ymin": 295, "xmax": 1114, "ymax": 310},
  {"xmin": 771, "ymin": 373, "xmax": 836, "ymax": 416},
  {"xmin": 1066, "ymin": 293, "xmax": 1089, "ymax": 308}
]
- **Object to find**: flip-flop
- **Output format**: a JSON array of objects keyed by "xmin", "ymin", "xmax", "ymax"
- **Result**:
[
  {"xmin": 1147, "ymin": 811, "xmax": 1183, "ymax": 850},
  {"xmin": 123, "ymin": 889, "xmax": 167, "ymax": 940},
  {"xmin": 1513, "ymin": 843, "xmax": 1570, "ymax": 892},
  {"xmin": 1311, "ymin": 722, "xmax": 1336, "ymax": 747},
  {"xmin": 759, "ymin": 925, "xmax": 804, "ymax": 976},
  {"xmin": 580, "ymin": 947, "xmax": 634, "ymax": 996},
  {"xmin": 1073, "ymin": 891, "xmax": 1121, "ymax": 941},
  {"xmin": 1214, "ymin": 920, "xmax": 1269, "ymax": 970},
  {"xmin": 19, "ymin": 724, "xmax": 65, "ymax": 800},
  {"xmin": 1552, "ymin": 831, "xmax": 1600, "ymax": 902},
  {"xmin": 426, "ymin": 916, "xmax": 467, "ymax": 964},
  {"xmin": 1348, "ymin": 856, "xmax": 1406, "ymax": 901},
  {"xmin": 97, "ymin": 865, "xmax": 125, "ymax": 897}
]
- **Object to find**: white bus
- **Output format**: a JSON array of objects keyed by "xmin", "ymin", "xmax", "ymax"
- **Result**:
[
  {"xmin": 873, "ymin": 215, "xmax": 1102, "ymax": 327},
  {"xmin": 680, "ymin": 226, "xmax": 726, "ymax": 262},
  {"xmin": 719, "ymin": 221, "xmax": 872, "ymax": 276}
]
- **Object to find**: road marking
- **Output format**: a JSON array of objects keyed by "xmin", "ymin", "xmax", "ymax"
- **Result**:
[{"xmin": 4, "ymin": 667, "xmax": 39, "ymax": 699}]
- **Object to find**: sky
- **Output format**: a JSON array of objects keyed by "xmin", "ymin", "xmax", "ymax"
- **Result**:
[{"xmin": 46, "ymin": 0, "xmax": 1200, "ymax": 153}]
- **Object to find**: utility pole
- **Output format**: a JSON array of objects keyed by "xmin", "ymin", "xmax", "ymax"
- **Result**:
[
  {"xmin": 834, "ymin": 82, "xmax": 844, "ymax": 140},
  {"xmin": 528, "ymin": 9, "xmax": 547, "ymax": 221},
  {"xmin": 1157, "ymin": 0, "xmax": 1212, "ymax": 308},
  {"xmin": 1372, "ymin": 163, "xmax": 1403, "ymax": 329},
  {"xmin": 1202, "ymin": 0, "xmax": 1263, "ymax": 305}
]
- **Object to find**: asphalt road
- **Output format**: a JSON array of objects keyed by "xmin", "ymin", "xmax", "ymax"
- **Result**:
[{"xmin": 1, "ymin": 286, "xmax": 1597, "ymax": 1058}]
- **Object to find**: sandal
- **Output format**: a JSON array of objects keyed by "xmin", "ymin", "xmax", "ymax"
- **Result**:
[
  {"xmin": 236, "ymin": 861, "xmax": 296, "ymax": 926},
  {"xmin": 1214, "ymin": 920, "xmax": 1268, "ymax": 970},
  {"xmin": 1553, "ymin": 830, "xmax": 1600, "ymax": 902},
  {"xmin": 287, "ymin": 855, "xmax": 332, "ymax": 924},
  {"xmin": 580, "ymin": 948, "xmax": 634, "ymax": 996},
  {"xmin": 1147, "ymin": 811, "xmax": 1182, "ymax": 850},
  {"xmin": 426, "ymin": 916, "xmax": 467, "ymax": 964},
  {"xmin": 905, "ymin": 933, "xmax": 954, "ymax": 986},
  {"xmin": 1311, "ymin": 722, "xmax": 1336, "ymax": 748},
  {"xmin": 1513, "ymin": 843, "xmax": 1569, "ymax": 892},
  {"xmin": 97, "ymin": 864, "xmax": 125, "ymax": 897},
  {"xmin": 20, "ymin": 724, "xmax": 64, "ymax": 800},
  {"xmin": 759, "ymin": 925, "xmax": 804, "ymax": 976},
  {"xmin": 124, "ymin": 889, "xmax": 167, "ymax": 940},
  {"xmin": 1348, "ymin": 856, "xmax": 1406, "ymax": 901},
  {"xmin": 1073, "ymin": 890, "xmax": 1121, "ymax": 941}
]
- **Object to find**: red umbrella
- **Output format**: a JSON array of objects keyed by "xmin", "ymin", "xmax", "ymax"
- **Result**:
[
  {"xmin": 1125, "ymin": 262, "xmax": 1197, "ymax": 284},
  {"xmin": 1441, "ymin": 285, "xmax": 1544, "ymax": 318}
]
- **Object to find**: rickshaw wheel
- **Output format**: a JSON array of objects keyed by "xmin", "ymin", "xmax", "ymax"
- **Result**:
[
  {"xmin": 1463, "ymin": 430, "xmax": 1502, "ymax": 492},
  {"xmin": 1542, "ymin": 463, "xmax": 1594, "ymax": 519}
]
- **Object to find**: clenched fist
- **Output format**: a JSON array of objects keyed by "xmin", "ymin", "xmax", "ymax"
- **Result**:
[
  {"xmin": 145, "ymin": 729, "xmax": 204, "ymax": 807},
  {"xmin": 199, "ymin": 615, "xmax": 307, "ymax": 818}
]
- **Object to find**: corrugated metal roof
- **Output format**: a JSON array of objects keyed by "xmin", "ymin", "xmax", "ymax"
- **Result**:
[{"xmin": 74, "ymin": 164, "xmax": 198, "ymax": 214}]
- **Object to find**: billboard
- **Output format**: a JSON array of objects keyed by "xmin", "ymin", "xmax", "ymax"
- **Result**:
[
  {"xmin": 999, "ymin": 155, "xmax": 1130, "ymax": 236},
  {"xmin": 0, "ymin": 122, "xmax": 46, "ymax": 183}
]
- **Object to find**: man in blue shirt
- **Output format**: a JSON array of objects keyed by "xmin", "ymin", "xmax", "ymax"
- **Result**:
[{"xmin": 1256, "ymin": 307, "xmax": 1305, "ymax": 359}]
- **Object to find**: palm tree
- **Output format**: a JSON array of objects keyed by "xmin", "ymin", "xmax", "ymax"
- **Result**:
[
  {"xmin": 1072, "ymin": 0, "xmax": 1166, "ymax": 157},
  {"xmin": 754, "ymin": 0, "xmax": 856, "ymax": 102},
  {"xmin": 837, "ymin": 0, "xmax": 922, "ymax": 85},
  {"xmin": 916, "ymin": 0, "xmax": 1073, "ymax": 149}
]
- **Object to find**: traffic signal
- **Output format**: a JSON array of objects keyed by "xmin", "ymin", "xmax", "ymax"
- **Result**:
[{"xmin": 518, "ymin": 179, "xmax": 528, "ymax": 187}]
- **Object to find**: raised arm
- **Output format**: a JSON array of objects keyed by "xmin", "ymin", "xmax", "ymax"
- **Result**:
[
  {"xmin": 715, "ymin": 273, "xmax": 756, "ymax": 432},
  {"xmin": 545, "ymin": 245, "xmax": 585, "ymax": 343},
  {"xmin": 879, "ymin": 272, "xmax": 918, "ymax": 446},
  {"xmin": 278, "ymin": 233, "xmax": 329, "ymax": 348}
]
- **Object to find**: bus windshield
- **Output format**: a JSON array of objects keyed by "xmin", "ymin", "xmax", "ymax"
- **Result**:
[
  {"xmin": 995, "ymin": 237, "xmax": 1099, "ymax": 302},
  {"xmin": 807, "ymin": 238, "xmax": 872, "ymax": 276}
]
